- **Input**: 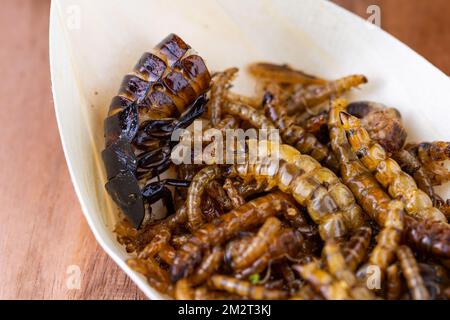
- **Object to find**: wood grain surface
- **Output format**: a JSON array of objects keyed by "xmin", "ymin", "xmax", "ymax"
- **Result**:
[{"xmin": 0, "ymin": 0, "xmax": 448, "ymax": 300}]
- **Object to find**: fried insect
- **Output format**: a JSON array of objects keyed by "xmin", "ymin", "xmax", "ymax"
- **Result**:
[
  {"xmin": 189, "ymin": 246, "xmax": 224, "ymax": 286},
  {"xmin": 103, "ymin": 34, "xmax": 211, "ymax": 228},
  {"xmin": 324, "ymin": 240, "xmax": 375, "ymax": 299},
  {"xmin": 222, "ymin": 101, "xmax": 278, "ymax": 131},
  {"xmin": 263, "ymin": 85, "xmax": 339, "ymax": 172},
  {"xmin": 346, "ymin": 101, "xmax": 407, "ymax": 155},
  {"xmin": 232, "ymin": 217, "xmax": 282, "ymax": 270},
  {"xmin": 392, "ymin": 149, "xmax": 439, "ymax": 205},
  {"xmin": 404, "ymin": 215, "xmax": 450, "ymax": 259},
  {"xmin": 224, "ymin": 235, "xmax": 253, "ymax": 268},
  {"xmin": 248, "ymin": 62, "xmax": 327, "ymax": 85},
  {"xmin": 304, "ymin": 101, "xmax": 443, "ymax": 210},
  {"xmin": 236, "ymin": 228, "xmax": 312, "ymax": 279},
  {"xmin": 407, "ymin": 142, "xmax": 450, "ymax": 186},
  {"xmin": 208, "ymin": 275, "xmax": 288, "ymax": 299},
  {"xmin": 170, "ymin": 192, "xmax": 299, "ymax": 281},
  {"xmin": 397, "ymin": 245, "xmax": 430, "ymax": 300},
  {"xmin": 186, "ymin": 165, "xmax": 224, "ymax": 230},
  {"xmin": 127, "ymin": 257, "xmax": 173, "ymax": 295},
  {"xmin": 341, "ymin": 226, "xmax": 372, "ymax": 272},
  {"xmin": 339, "ymin": 108, "xmax": 447, "ymax": 222},
  {"xmin": 223, "ymin": 178, "xmax": 246, "ymax": 209},
  {"xmin": 328, "ymin": 98, "xmax": 404, "ymax": 272},
  {"xmin": 174, "ymin": 246, "xmax": 225, "ymax": 299},
  {"xmin": 386, "ymin": 263, "xmax": 403, "ymax": 300},
  {"xmin": 205, "ymin": 180, "xmax": 233, "ymax": 213},
  {"xmin": 138, "ymin": 225, "xmax": 171, "ymax": 259},
  {"xmin": 230, "ymin": 142, "xmax": 365, "ymax": 240},
  {"xmin": 345, "ymin": 101, "xmax": 442, "ymax": 206},
  {"xmin": 208, "ymin": 68, "xmax": 239, "ymax": 126},
  {"xmin": 293, "ymin": 262, "xmax": 352, "ymax": 300},
  {"xmin": 281, "ymin": 74, "xmax": 367, "ymax": 115},
  {"xmin": 133, "ymin": 205, "xmax": 188, "ymax": 252},
  {"xmin": 235, "ymin": 178, "xmax": 269, "ymax": 199}
]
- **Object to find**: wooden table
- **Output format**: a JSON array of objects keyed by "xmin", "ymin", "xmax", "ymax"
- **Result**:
[{"xmin": 0, "ymin": 0, "xmax": 448, "ymax": 299}]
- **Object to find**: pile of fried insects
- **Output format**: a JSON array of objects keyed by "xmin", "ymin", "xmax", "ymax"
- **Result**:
[{"xmin": 103, "ymin": 34, "xmax": 450, "ymax": 300}]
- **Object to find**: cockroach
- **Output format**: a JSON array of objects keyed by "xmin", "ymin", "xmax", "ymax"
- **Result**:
[
  {"xmin": 328, "ymin": 98, "xmax": 404, "ymax": 272},
  {"xmin": 103, "ymin": 34, "xmax": 211, "ymax": 228},
  {"xmin": 339, "ymin": 108, "xmax": 447, "ymax": 223},
  {"xmin": 397, "ymin": 245, "xmax": 430, "ymax": 300},
  {"xmin": 208, "ymin": 275, "xmax": 289, "ymax": 299}
]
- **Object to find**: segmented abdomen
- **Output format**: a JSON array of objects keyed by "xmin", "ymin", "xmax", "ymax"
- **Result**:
[
  {"xmin": 340, "ymin": 110, "xmax": 446, "ymax": 222},
  {"xmin": 328, "ymin": 99, "xmax": 404, "ymax": 271},
  {"xmin": 105, "ymin": 34, "xmax": 211, "ymax": 146},
  {"xmin": 232, "ymin": 143, "xmax": 364, "ymax": 240}
]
